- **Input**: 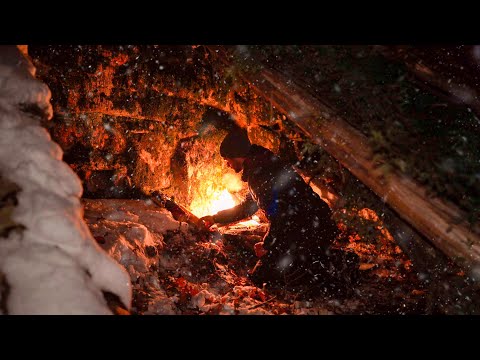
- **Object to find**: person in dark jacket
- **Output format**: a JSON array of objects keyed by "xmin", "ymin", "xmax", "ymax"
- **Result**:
[{"xmin": 200, "ymin": 127, "xmax": 358, "ymax": 290}]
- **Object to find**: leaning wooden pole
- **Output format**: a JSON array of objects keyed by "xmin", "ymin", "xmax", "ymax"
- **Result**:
[{"xmin": 213, "ymin": 47, "xmax": 480, "ymax": 278}]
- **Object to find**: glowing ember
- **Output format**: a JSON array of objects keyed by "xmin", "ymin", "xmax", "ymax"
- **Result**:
[
  {"xmin": 358, "ymin": 208, "xmax": 380, "ymax": 222},
  {"xmin": 190, "ymin": 189, "xmax": 236, "ymax": 218},
  {"xmin": 237, "ymin": 215, "xmax": 261, "ymax": 227},
  {"xmin": 358, "ymin": 208, "xmax": 395, "ymax": 243}
]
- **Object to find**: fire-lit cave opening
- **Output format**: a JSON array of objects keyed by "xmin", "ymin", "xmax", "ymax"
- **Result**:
[{"xmin": 13, "ymin": 44, "xmax": 478, "ymax": 315}]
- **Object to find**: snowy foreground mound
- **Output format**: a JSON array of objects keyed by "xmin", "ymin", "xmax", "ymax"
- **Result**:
[{"xmin": 0, "ymin": 46, "xmax": 131, "ymax": 314}]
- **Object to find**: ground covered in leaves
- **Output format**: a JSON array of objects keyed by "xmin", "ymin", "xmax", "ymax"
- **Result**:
[{"xmin": 83, "ymin": 199, "xmax": 428, "ymax": 315}]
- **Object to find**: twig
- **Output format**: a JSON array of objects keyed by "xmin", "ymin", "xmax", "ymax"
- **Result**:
[{"xmin": 247, "ymin": 295, "xmax": 278, "ymax": 310}]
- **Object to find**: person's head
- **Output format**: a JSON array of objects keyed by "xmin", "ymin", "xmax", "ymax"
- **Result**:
[{"xmin": 220, "ymin": 127, "xmax": 251, "ymax": 173}]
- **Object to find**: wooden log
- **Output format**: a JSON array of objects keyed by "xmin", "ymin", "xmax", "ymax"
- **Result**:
[{"xmin": 213, "ymin": 47, "xmax": 480, "ymax": 278}]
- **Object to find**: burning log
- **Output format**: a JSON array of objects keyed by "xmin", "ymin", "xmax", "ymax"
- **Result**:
[{"xmin": 148, "ymin": 191, "xmax": 210, "ymax": 234}]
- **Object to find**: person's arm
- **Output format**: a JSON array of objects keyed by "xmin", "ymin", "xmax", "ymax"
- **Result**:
[{"xmin": 212, "ymin": 193, "xmax": 258, "ymax": 225}]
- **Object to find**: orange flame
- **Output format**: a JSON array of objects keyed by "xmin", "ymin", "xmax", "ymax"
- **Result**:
[
  {"xmin": 190, "ymin": 188, "xmax": 236, "ymax": 218},
  {"xmin": 188, "ymin": 164, "xmax": 246, "ymax": 218}
]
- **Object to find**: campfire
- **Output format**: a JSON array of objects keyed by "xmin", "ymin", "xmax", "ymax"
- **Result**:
[
  {"xmin": 189, "ymin": 172, "xmax": 261, "ymax": 229},
  {"xmin": 190, "ymin": 188, "xmax": 236, "ymax": 219}
]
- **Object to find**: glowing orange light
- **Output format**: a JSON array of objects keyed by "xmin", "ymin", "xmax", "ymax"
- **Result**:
[
  {"xmin": 190, "ymin": 189, "xmax": 236, "ymax": 218},
  {"xmin": 358, "ymin": 208, "xmax": 395, "ymax": 243},
  {"xmin": 189, "ymin": 165, "xmax": 245, "ymax": 219},
  {"xmin": 208, "ymin": 189, "xmax": 236, "ymax": 215},
  {"xmin": 236, "ymin": 215, "xmax": 261, "ymax": 227}
]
